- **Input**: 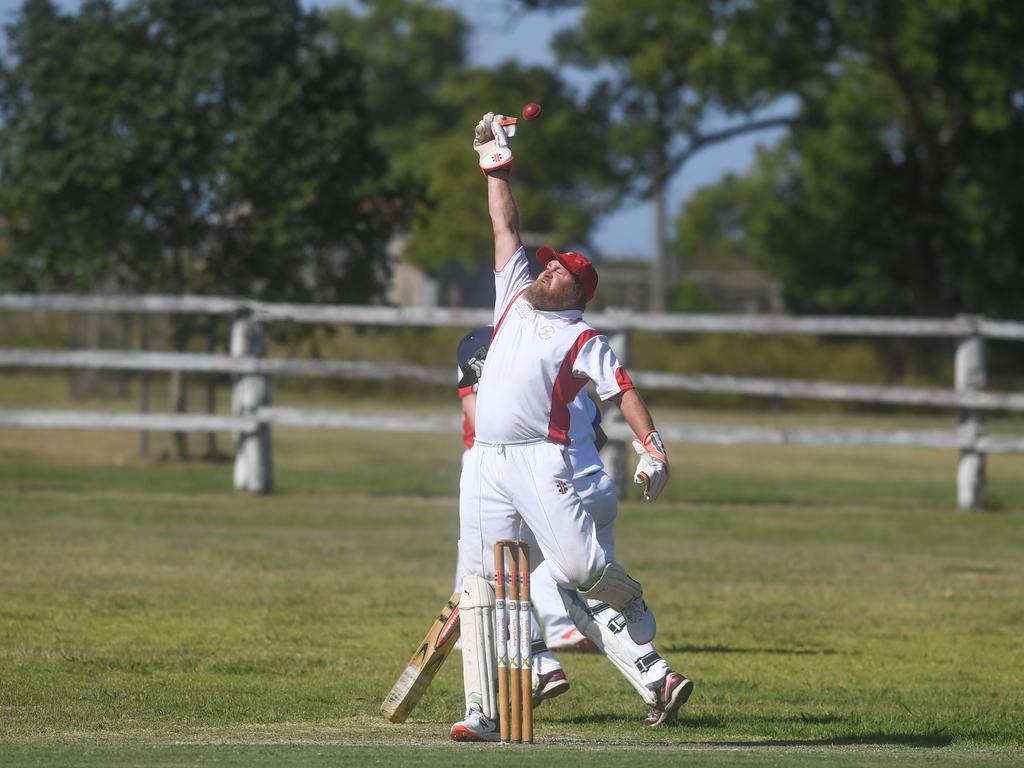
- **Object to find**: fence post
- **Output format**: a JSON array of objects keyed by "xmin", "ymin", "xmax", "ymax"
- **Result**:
[
  {"xmin": 138, "ymin": 314, "xmax": 149, "ymax": 458},
  {"xmin": 601, "ymin": 328, "xmax": 632, "ymax": 499},
  {"xmin": 955, "ymin": 316, "xmax": 985, "ymax": 510},
  {"xmin": 231, "ymin": 311, "xmax": 272, "ymax": 493}
]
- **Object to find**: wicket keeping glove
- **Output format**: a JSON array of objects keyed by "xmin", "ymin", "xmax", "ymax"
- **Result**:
[
  {"xmin": 473, "ymin": 111, "xmax": 518, "ymax": 173},
  {"xmin": 466, "ymin": 349, "xmax": 486, "ymax": 382},
  {"xmin": 632, "ymin": 430, "xmax": 669, "ymax": 501}
]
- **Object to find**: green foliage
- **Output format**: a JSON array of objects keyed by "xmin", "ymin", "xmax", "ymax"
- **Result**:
[
  {"xmin": 673, "ymin": 174, "xmax": 755, "ymax": 271},
  {"xmin": 628, "ymin": 329, "xmax": 963, "ymax": 411},
  {"xmin": 633, "ymin": 332, "xmax": 888, "ymax": 381},
  {"xmin": 325, "ymin": 1, "xmax": 620, "ymax": 272},
  {"xmin": 3, "ymin": 0, "xmax": 1022, "ymax": 321},
  {"xmin": 547, "ymin": 1, "xmax": 796, "ymax": 194},
  {"xmin": 401, "ymin": 66, "xmax": 620, "ymax": 270},
  {"xmin": 667, "ymin": 279, "xmax": 717, "ymax": 313},
  {"xmin": 0, "ymin": 0, "xmax": 396, "ymax": 304},
  {"xmin": 523, "ymin": 0, "xmax": 801, "ymax": 310},
  {"xmin": 324, "ymin": 0, "xmax": 469, "ymax": 176},
  {"xmin": 686, "ymin": 0, "xmax": 1024, "ymax": 317}
]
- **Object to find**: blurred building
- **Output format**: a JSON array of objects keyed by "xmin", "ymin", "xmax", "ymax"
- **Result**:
[
  {"xmin": 387, "ymin": 233, "xmax": 784, "ymax": 314},
  {"xmin": 386, "ymin": 231, "xmax": 549, "ymax": 309},
  {"xmin": 597, "ymin": 266, "xmax": 784, "ymax": 314}
]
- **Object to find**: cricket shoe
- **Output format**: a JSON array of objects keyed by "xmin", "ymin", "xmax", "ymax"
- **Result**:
[
  {"xmin": 450, "ymin": 705, "xmax": 500, "ymax": 742},
  {"xmin": 621, "ymin": 597, "xmax": 656, "ymax": 644},
  {"xmin": 532, "ymin": 668, "xmax": 570, "ymax": 708},
  {"xmin": 548, "ymin": 627, "xmax": 598, "ymax": 654},
  {"xmin": 644, "ymin": 671, "xmax": 694, "ymax": 727}
]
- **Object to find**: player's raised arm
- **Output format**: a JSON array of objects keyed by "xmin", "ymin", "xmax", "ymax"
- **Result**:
[
  {"xmin": 473, "ymin": 112, "xmax": 523, "ymax": 271},
  {"xmin": 486, "ymin": 170, "xmax": 521, "ymax": 272}
]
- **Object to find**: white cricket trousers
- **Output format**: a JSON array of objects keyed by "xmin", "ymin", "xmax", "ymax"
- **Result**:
[
  {"xmin": 530, "ymin": 469, "xmax": 618, "ymax": 642},
  {"xmin": 459, "ymin": 439, "xmax": 605, "ymax": 588},
  {"xmin": 527, "ymin": 470, "xmax": 671, "ymax": 688}
]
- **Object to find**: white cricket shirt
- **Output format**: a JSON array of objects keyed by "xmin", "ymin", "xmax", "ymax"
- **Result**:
[{"xmin": 474, "ymin": 247, "xmax": 634, "ymax": 445}]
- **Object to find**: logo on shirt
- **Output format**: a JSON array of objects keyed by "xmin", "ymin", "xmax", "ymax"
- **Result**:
[
  {"xmin": 538, "ymin": 325, "xmax": 555, "ymax": 340},
  {"xmin": 555, "ymin": 479, "xmax": 568, "ymax": 494}
]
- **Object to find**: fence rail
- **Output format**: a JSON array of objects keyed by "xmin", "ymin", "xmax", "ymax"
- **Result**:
[
  {"xmin": 0, "ymin": 348, "xmax": 453, "ymax": 385},
  {"xmin": 6, "ymin": 409, "xmax": 1024, "ymax": 455},
  {"xmin": 2, "ymin": 292, "xmax": 1021, "ymax": 509},
  {"xmin": 4, "ymin": 347, "xmax": 1024, "ymax": 412},
  {"xmin": 6, "ymin": 292, "xmax": 1024, "ymax": 339},
  {"xmin": 0, "ymin": 409, "xmax": 255, "ymax": 432}
]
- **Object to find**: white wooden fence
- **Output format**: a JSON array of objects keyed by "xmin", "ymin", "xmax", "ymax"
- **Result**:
[{"xmin": 2, "ymin": 293, "xmax": 1023, "ymax": 509}]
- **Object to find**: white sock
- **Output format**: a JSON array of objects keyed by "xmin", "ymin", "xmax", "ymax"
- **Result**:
[{"xmin": 531, "ymin": 644, "xmax": 562, "ymax": 676}]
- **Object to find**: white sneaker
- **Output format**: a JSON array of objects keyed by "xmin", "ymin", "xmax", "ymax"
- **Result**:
[
  {"xmin": 449, "ymin": 705, "xmax": 500, "ymax": 743},
  {"xmin": 621, "ymin": 597, "xmax": 656, "ymax": 644}
]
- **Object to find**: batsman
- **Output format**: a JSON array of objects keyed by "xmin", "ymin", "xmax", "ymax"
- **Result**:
[{"xmin": 451, "ymin": 111, "xmax": 677, "ymax": 742}]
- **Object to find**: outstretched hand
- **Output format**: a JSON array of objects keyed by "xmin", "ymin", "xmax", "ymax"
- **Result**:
[{"xmin": 473, "ymin": 112, "xmax": 517, "ymax": 173}]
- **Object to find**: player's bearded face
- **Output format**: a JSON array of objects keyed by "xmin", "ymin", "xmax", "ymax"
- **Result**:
[{"xmin": 525, "ymin": 266, "xmax": 585, "ymax": 311}]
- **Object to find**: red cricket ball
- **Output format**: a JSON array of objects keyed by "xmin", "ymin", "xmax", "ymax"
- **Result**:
[{"xmin": 521, "ymin": 102, "xmax": 543, "ymax": 121}]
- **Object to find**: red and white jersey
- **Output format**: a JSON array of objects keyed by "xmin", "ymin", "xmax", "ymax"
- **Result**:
[
  {"xmin": 464, "ymin": 382, "xmax": 604, "ymax": 477},
  {"xmin": 475, "ymin": 247, "xmax": 633, "ymax": 445}
]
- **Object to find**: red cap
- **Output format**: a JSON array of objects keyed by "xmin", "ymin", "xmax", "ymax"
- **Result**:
[{"xmin": 536, "ymin": 247, "xmax": 598, "ymax": 302}]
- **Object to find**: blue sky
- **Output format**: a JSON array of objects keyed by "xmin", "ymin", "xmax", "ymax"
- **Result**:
[{"xmin": 0, "ymin": 0, "xmax": 788, "ymax": 261}]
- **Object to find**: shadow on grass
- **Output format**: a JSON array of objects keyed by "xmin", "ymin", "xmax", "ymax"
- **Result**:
[
  {"xmin": 661, "ymin": 644, "xmax": 839, "ymax": 656},
  {"xmin": 789, "ymin": 713, "xmax": 843, "ymax": 725},
  {"xmin": 704, "ymin": 732, "xmax": 954, "ymax": 749},
  {"xmin": 556, "ymin": 711, "xmax": 953, "ymax": 750},
  {"xmin": 561, "ymin": 713, "xmax": 727, "ymax": 728},
  {"xmin": 559, "ymin": 702, "xmax": 953, "ymax": 749}
]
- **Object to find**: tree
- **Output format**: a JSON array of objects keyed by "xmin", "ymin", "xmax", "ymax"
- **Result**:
[
  {"xmin": 0, "ymin": 0, "xmax": 396, "ymax": 306},
  {"xmin": 702, "ymin": 0, "xmax": 1024, "ymax": 318},
  {"xmin": 401, "ymin": 65, "xmax": 622, "ymax": 271},
  {"xmin": 325, "ymin": 0, "xmax": 621, "ymax": 276},
  {"xmin": 0, "ymin": 0, "xmax": 400, "ymax": 459},
  {"xmin": 518, "ymin": 0, "xmax": 799, "ymax": 310},
  {"xmin": 673, "ymin": 174, "xmax": 754, "ymax": 272},
  {"xmin": 324, "ymin": 0, "xmax": 469, "ymax": 184}
]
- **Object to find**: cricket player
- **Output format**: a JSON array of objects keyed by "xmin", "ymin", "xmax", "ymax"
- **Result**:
[
  {"xmin": 451, "ymin": 111, "xmax": 677, "ymax": 741},
  {"xmin": 455, "ymin": 325, "xmax": 570, "ymax": 707},
  {"xmin": 457, "ymin": 325, "xmax": 593, "ymax": 653},
  {"xmin": 456, "ymin": 326, "xmax": 694, "ymax": 728}
]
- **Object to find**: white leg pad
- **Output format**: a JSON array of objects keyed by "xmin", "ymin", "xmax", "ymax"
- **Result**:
[
  {"xmin": 560, "ymin": 587, "xmax": 658, "ymax": 706},
  {"xmin": 578, "ymin": 561, "xmax": 642, "ymax": 611},
  {"xmin": 460, "ymin": 574, "xmax": 498, "ymax": 719}
]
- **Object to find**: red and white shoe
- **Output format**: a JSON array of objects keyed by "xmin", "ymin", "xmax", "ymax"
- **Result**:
[
  {"xmin": 645, "ymin": 671, "xmax": 694, "ymax": 727},
  {"xmin": 450, "ymin": 705, "xmax": 500, "ymax": 742},
  {"xmin": 548, "ymin": 627, "xmax": 599, "ymax": 654},
  {"xmin": 532, "ymin": 668, "xmax": 571, "ymax": 708}
]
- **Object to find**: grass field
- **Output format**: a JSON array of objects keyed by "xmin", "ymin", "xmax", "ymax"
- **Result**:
[{"xmin": 1, "ymin": 379, "xmax": 1023, "ymax": 766}]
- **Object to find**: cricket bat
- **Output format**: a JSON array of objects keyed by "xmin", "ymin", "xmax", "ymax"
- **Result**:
[{"xmin": 380, "ymin": 590, "xmax": 462, "ymax": 723}]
